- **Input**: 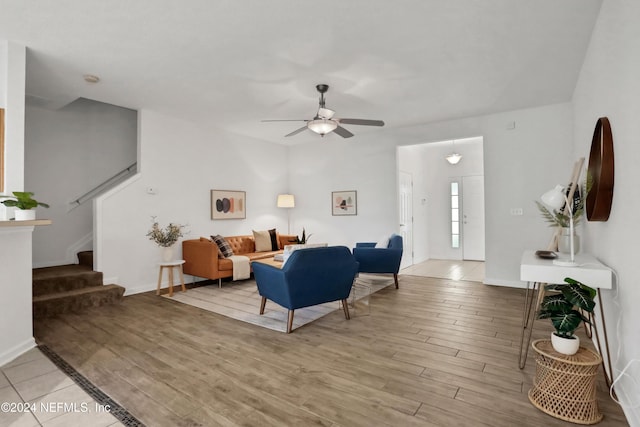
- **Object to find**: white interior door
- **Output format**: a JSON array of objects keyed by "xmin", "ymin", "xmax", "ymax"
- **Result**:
[
  {"xmin": 398, "ymin": 171, "xmax": 414, "ymax": 269},
  {"xmin": 462, "ymin": 175, "xmax": 485, "ymax": 261}
]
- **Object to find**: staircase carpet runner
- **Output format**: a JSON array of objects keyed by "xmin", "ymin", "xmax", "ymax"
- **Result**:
[{"xmin": 33, "ymin": 256, "xmax": 125, "ymax": 318}]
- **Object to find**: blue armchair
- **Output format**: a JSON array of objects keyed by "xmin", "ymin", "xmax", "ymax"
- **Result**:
[
  {"xmin": 353, "ymin": 234, "xmax": 403, "ymax": 289},
  {"xmin": 252, "ymin": 246, "xmax": 359, "ymax": 333}
]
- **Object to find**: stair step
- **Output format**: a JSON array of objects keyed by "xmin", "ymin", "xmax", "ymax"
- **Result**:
[
  {"xmin": 77, "ymin": 250, "xmax": 93, "ymax": 268},
  {"xmin": 33, "ymin": 284, "xmax": 125, "ymax": 318},
  {"xmin": 33, "ymin": 265, "xmax": 103, "ymax": 296}
]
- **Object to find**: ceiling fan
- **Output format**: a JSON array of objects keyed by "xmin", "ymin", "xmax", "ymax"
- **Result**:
[{"xmin": 262, "ymin": 84, "xmax": 385, "ymax": 138}]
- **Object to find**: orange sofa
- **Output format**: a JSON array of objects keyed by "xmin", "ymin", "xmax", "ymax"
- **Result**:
[{"xmin": 182, "ymin": 234, "xmax": 297, "ymax": 285}]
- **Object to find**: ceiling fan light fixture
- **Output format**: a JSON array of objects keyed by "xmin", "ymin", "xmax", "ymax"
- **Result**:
[
  {"xmin": 317, "ymin": 107, "xmax": 335, "ymax": 119},
  {"xmin": 308, "ymin": 118, "xmax": 338, "ymax": 136},
  {"xmin": 446, "ymin": 153, "xmax": 462, "ymax": 164}
]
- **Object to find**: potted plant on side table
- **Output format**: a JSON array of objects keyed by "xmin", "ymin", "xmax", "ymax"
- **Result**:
[
  {"xmin": 1, "ymin": 191, "xmax": 49, "ymax": 220},
  {"xmin": 537, "ymin": 277, "xmax": 597, "ymax": 355},
  {"xmin": 147, "ymin": 218, "xmax": 186, "ymax": 262}
]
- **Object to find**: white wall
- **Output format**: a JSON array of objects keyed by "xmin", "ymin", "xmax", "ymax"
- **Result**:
[
  {"xmin": 96, "ymin": 109, "xmax": 289, "ymax": 294},
  {"xmin": 573, "ymin": 1, "xmax": 640, "ymax": 424},
  {"xmin": 288, "ymin": 136, "xmax": 398, "ymax": 250},
  {"xmin": 0, "ymin": 41, "xmax": 26, "ymax": 219},
  {"xmin": 25, "ymin": 98, "xmax": 137, "ymax": 267},
  {"xmin": 290, "ymin": 103, "xmax": 573, "ymax": 287},
  {"xmin": 0, "ymin": 41, "xmax": 36, "ymax": 365}
]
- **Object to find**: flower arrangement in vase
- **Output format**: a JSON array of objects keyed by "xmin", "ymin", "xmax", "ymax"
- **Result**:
[{"xmin": 146, "ymin": 218, "xmax": 186, "ymax": 262}]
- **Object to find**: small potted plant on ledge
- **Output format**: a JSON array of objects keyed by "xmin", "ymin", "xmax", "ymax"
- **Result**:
[
  {"xmin": 289, "ymin": 227, "xmax": 313, "ymax": 244},
  {"xmin": 537, "ymin": 277, "xmax": 597, "ymax": 355},
  {"xmin": 1, "ymin": 191, "xmax": 50, "ymax": 221},
  {"xmin": 146, "ymin": 218, "xmax": 186, "ymax": 262}
]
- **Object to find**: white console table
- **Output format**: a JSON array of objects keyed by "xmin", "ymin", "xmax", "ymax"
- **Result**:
[{"xmin": 519, "ymin": 250, "xmax": 614, "ymax": 385}]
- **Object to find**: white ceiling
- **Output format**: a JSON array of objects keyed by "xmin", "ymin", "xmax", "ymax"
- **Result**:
[{"xmin": 0, "ymin": 0, "xmax": 602, "ymax": 145}]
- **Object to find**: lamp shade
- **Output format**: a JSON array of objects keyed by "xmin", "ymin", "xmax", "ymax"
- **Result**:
[
  {"xmin": 307, "ymin": 119, "xmax": 338, "ymax": 136},
  {"xmin": 541, "ymin": 185, "xmax": 566, "ymax": 210},
  {"xmin": 277, "ymin": 194, "xmax": 295, "ymax": 208},
  {"xmin": 445, "ymin": 153, "xmax": 462, "ymax": 165}
]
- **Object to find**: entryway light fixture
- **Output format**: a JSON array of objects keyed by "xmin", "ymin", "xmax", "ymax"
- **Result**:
[
  {"xmin": 307, "ymin": 119, "xmax": 338, "ymax": 136},
  {"xmin": 446, "ymin": 140, "xmax": 462, "ymax": 164},
  {"xmin": 277, "ymin": 194, "xmax": 295, "ymax": 233}
]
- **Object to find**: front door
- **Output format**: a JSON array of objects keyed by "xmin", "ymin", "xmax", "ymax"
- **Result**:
[{"xmin": 462, "ymin": 175, "xmax": 485, "ymax": 261}]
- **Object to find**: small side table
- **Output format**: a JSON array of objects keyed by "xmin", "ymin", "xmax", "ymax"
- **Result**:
[
  {"xmin": 157, "ymin": 260, "xmax": 186, "ymax": 297},
  {"xmin": 529, "ymin": 339, "xmax": 603, "ymax": 425}
]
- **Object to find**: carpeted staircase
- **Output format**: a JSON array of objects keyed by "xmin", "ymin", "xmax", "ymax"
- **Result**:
[{"xmin": 33, "ymin": 251, "xmax": 125, "ymax": 318}]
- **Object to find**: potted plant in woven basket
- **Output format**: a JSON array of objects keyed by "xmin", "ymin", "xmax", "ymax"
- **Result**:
[{"xmin": 537, "ymin": 277, "xmax": 596, "ymax": 355}]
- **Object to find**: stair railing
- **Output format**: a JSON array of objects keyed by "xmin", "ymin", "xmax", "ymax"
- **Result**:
[{"xmin": 69, "ymin": 162, "xmax": 137, "ymax": 210}]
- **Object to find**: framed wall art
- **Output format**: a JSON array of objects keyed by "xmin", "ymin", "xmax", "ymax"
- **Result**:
[
  {"xmin": 211, "ymin": 190, "xmax": 246, "ymax": 220},
  {"xmin": 332, "ymin": 190, "xmax": 357, "ymax": 216}
]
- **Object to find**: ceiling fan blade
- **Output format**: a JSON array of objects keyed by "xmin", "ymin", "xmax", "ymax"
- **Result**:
[
  {"xmin": 262, "ymin": 119, "xmax": 308, "ymax": 122},
  {"xmin": 333, "ymin": 125, "xmax": 354, "ymax": 138},
  {"xmin": 285, "ymin": 126, "xmax": 309, "ymax": 137},
  {"xmin": 338, "ymin": 118, "xmax": 385, "ymax": 126}
]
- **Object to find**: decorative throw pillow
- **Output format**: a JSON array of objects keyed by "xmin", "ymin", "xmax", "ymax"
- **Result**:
[
  {"xmin": 268, "ymin": 228, "xmax": 280, "ymax": 251},
  {"xmin": 375, "ymin": 235, "xmax": 390, "ymax": 248},
  {"xmin": 211, "ymin": 235, "xmax": 234, "ymax": 258},
  {"xmin": 253, "ymin": 230, "xmax": 273, "ymax": 252}
]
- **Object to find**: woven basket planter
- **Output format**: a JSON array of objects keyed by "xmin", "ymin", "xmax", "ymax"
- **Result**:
[{"xmin": 528, "ymin": 339, "xmax": 602, "ymax": 424}]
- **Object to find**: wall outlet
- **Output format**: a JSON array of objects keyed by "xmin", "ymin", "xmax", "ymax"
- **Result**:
[{"xmin": 510, "ymin": 208, "xmax": 523, "ymax": 216}]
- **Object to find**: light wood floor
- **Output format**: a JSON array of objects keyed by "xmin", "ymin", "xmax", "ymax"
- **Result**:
[{"xmin": 34, "ymin": 275, "xmax": 629, "ymax": 427}]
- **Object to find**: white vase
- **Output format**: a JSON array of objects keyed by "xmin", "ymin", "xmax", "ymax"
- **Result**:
[
  {"xmin": 14, "ymin": 209, "xmax": 36, "ymax": 221},
  {"xmin": 551, "ymin": 332, "xmax": 580, "ymax": 355},
  {"xmin": 161, "ymin": 246, "xmax": 174, "ymax": 262},
  {"xmin": 558, "ymin": 227, "xmax": 580, "ymax": 254}
]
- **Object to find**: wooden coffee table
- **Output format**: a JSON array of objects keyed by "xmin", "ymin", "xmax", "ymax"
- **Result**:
[{"xmin": 252, "ymin": 257, "xmax": 283, "ymax": 269}]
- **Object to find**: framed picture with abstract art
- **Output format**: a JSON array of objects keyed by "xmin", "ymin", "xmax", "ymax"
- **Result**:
[
  {"xmin": 332, "ymin": 190, "xmax": 357, "ymax": 216},
  {"xmin": 211, "ymin": 190, "xmax": 246, "ymax": 220}
]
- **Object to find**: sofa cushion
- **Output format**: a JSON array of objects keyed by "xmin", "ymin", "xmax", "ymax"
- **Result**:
[
  {"xmin": 211, "ymin": 235, "xmax": 234, "ymax": 258},
  {"xmin": 268, "ymin": 228, "xmax": 280, "ymax": 250},
  {"xmin": 253, "ymin": 230, "xmax": 274, "ymax": 252}
]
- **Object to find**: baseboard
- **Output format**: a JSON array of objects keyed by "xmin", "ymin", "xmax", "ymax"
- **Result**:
[
  {"xmin": 0, "ymin": 337, "xmax": 37, "ymax": 367},
  {"xmin": 483, "ymin": 277, "xmax": 528, "ymax": 289},
  {"xmin": 122, "ymin": 275, "xmax": 207, "ymax": 296}
]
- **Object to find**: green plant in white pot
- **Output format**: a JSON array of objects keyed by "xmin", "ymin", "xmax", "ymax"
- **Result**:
[
  {"xmin": 0, "ymin": 191, "xmax": 50, "ymax": 220},
  {"xmin": 537, "ymin": 277, "xmax": 596, "ymax": 355}
]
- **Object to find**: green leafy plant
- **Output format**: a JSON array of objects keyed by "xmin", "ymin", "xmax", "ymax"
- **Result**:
[
  {"xmin": 537, "ymin": 278, "xmax": 596, "ymax": 339},
  {"xmin": 290, "ymin": 227, "xmax": 313, "ymax": 244},
  {"xmin": 0, "ymin": 191, "xmax": 50, "ymax": 210},
  {"xmin": 146, "ymin": 218, "xmax": 185, "ymax": 247}
]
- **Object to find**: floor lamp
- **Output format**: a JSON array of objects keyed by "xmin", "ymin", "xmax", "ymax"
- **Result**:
[{"xmin": 277, "ymin": 194, "xmax": 295, "ymax": 234}]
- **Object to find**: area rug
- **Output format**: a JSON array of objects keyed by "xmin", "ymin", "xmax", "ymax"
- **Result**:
[{"xmin": 163, "ymin": 274, "xmax": 394, "ymax": 333}]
